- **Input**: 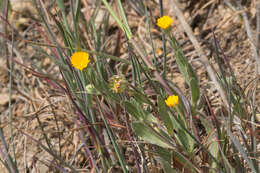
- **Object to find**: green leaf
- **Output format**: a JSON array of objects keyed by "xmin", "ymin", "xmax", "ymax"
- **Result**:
[
  {"xmin": 169, "ymin": 36, "xmax": 200, "ymax": 107},
  {"xmin": 169, "ymin": 114, "xmax": 194, "ymax": 153},
  {"xmin": 218, "ymin": 144, "xmax": 236, "ymax": 173},
  {"xmin": 154, "ymin": 146, "xmax": 197, "ymax": 173},
  {"xmin": 154, "ymin": 146, "xmax": 172, "ymax": 163},
  {"xmin": 56, "ymin": 0, "xmax": 71, "ymax": 34},
  {"xmin": 177, "ymin": 128, "xmax": 194, "ymax": 153},
  {"xmin": 190, "ymin": 77, "xmax": 200, "ymax": 107},
  {"xmin": 97, "ymin": 100, "xmax": 128, "ymax": 173},
  {"xmin": 133, "ymin": 92, "xmax": 151, "ymax": 105},
  {"xmin": 157, "ymin": 157, "xmax": 178, "ymax": 173},
  {"xmin": 132, "ymin": 122, "xmax": 174, "ymax": 149},
  {"xmin": 101, "ymin": 0, "xmax": 132, "ymax": 39},
  {"xmin": 74, "ymin": 0, "xmax": 81, "ymax": 25},
  {"xmin": 158, "ymin": 96, "xmax": 174, "ymax": 135},
  {"xmin": 200, "ymin": 115, "xmax": 213, "ymax": 134},
  {"xmin": 116, "ymin": 0, "xmax": 132, "ymax": 37},
  {"xmin": 124, "ymin": 98, "xmax": 149, "ymax": 120},
  {"xmin": 124, "ymin": 101, "xmax": 140, "ymax": 120},
  {"xmin": 172, "ymin": 150, "xmax": 197, "ymax": 173},
  {"xmin": 228, "ymin": 128, "xmax": 257, "ymax": 173}
]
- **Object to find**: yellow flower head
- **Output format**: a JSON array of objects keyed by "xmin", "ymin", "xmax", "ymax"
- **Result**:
[
  {"xmin": 70, "ymin": 51, "xmax": 90, "ymax": 70},
  {"xmin": 165, "ymin": 95, "xmax": 179, "ymax": 107},
  {"xmin": 157, "ymin": 16, "xmax": 173, "ymax": 30}
]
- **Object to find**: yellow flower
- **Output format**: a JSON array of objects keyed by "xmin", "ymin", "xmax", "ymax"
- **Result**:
[
  {"xmin": 70, "ymin": 51, "xmax": 90, "ymax": 70},
  {"xmin": 157, "ymin": 16, "xmax": 173, "ymax": 30},
  {"xmin": 165, "ymin": 95, "xmax": 179, "ymax": 107}
]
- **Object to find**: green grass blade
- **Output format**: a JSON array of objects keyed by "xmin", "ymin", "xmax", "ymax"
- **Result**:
[
  {"xmin": 227, "ymin": 128, "xmax": 257, "ymax": 173},
  {"xmin": 101, "ymin": 0, "xmax": 131, "ymax": 39},
  {"xmin": 70, "ymin": 0, "xmax": 80, "ymax": 47},
  {"xmin": 250, "ymin": 102, "xmax": 259, "ymax": 172},
  {"xmin": 116, "ymin": 0, "xmax": 132, "ymax": 37},
  {"xmin": 56, "ymin": 0, "xmax": 71, "ymax": 34},
  {"xmin": 0, "ymin": 128, "xmax": 19, "ymax": 173},
  {"xmin": 96, "ymin": 98, "xmax": 128, "ymax": 173},
  {"xmin": 218, "ymin": 143, "xmax": 236, "ymax": 173}
]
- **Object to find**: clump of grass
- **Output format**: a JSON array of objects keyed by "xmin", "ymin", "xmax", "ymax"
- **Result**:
[{"xmin": 0, "ymin": 0, "xmax": 259, "ymax": 172}]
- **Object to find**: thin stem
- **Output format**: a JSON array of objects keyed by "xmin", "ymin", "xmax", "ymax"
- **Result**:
[{"xmin": 159, "ymin": 0, "xmax": 167, "ymax": 77}]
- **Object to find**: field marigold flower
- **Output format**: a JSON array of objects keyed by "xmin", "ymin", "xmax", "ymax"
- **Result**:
[
  {"xmin": 70, "ymin": 51, "xmax": 90, "ymax": 70},
  {"xmin": 165, "ymin": 95, "xmax": 179, "ymax": 107},
  {"xmin": 157, "ymin": 16, "xmax": 173, "ymax": 30}
]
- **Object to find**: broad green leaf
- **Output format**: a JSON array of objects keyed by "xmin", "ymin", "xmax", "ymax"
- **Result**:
[
  {"xmin": 132, "ymin": 122, "xmax": 173, "ymax": 149},
  {"xmin": 186, "ymin": 60, "xmax": 200, "ymax": 107},
  {"xmin": 190, "ymin": 77, "xmax": 200, "ymax": 107},
  {"xmin": 177, "ymin": 128, "xmax": 194, "ymax": 153},
  {"xmin": 124, "ymin": 98, "xmax": 150, "ymax": 120},
  {"xmin": 158, "ymin": 96, "xmax": 174, "ymax": 135},
  {"xmin": 170, "ymin": 114, "xmax": 194, "ymax": 153},
  {"xmin": 124, "ymin": 101, "xmax": 140, "ymax": 120},
  {"xmin": 190, "ymin": 78, "xmax": 200, "ymax": 106},
  {"xmin": 175, "ymin": 51, "xmax": 189, "ymax": 83},
  {"xmin": 169, "ymin": 36, "xmax": 200, "ymax": 107}
]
